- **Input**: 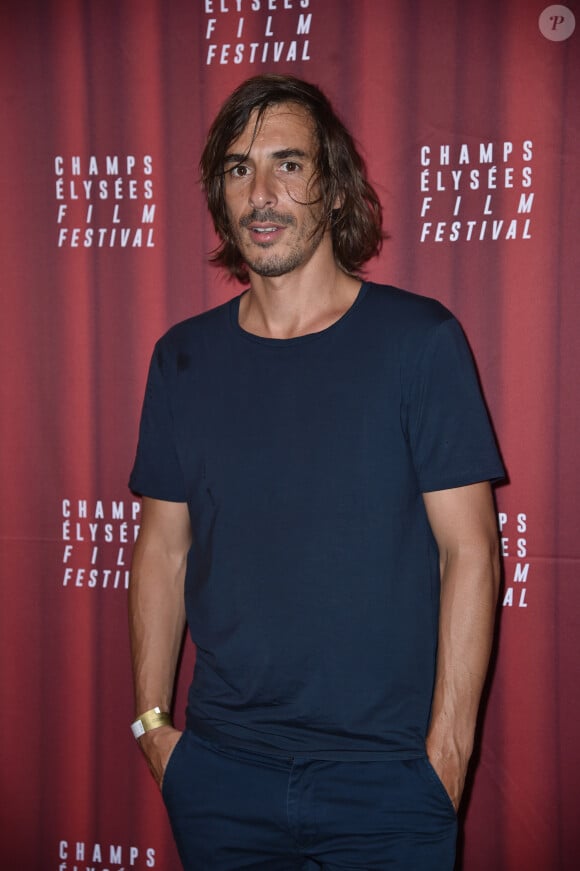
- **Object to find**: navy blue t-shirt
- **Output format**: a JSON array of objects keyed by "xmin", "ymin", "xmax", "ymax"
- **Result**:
[{"xmin": 130, "ymin": 282, "xmax": 504, "ymax": 760}]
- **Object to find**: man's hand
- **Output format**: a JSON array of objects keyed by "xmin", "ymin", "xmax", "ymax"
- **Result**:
[
  {"xmin": 138, "ymin": 725, "xmax": 183, "ymax": 789},
  {"xmin": 426, "ymin": 739, "xmax": 466, "ymax": 812}
]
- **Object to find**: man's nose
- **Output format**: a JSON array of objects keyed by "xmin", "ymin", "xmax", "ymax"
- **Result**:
[{"xmin": 249, "ymin": 168, "xmax": 277, "ymax": 209}]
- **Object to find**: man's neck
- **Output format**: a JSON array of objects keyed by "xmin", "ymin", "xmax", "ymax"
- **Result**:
[{"xmin": 239, "ymin": 261, "xmax": 362, "ymax": 340}]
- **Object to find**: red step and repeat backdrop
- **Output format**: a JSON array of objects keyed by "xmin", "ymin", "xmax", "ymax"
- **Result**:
[{"xmin": 1, "ymin": 1, "xmax": 578, "ymax": 868}]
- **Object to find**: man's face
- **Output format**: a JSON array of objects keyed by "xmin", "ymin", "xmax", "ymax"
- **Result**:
[{"xmin": 223, "ymin": 103, "xmax": 329, "ymax": 278}]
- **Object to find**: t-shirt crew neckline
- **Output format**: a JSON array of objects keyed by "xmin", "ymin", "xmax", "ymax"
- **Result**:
[{"xmin": 229, "ymin": 281, "xmax": 369, "ymax": 347}]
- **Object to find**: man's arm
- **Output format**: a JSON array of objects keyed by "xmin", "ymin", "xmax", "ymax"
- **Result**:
[
  {"xmin": 128, "ymin": 496, "xmax": 192, "ymax": 787},
  {"xmin": 422, "ymin": 481, "xmax": 500, "ymax": 811}
]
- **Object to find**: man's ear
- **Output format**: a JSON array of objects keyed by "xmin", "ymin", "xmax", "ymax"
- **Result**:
[{"xmin": 332, "ymin": 190, "xmax": 344, "ymax": 211}]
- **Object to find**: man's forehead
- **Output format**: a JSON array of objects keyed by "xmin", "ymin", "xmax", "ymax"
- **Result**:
[{"xmin": 228, "ymin": 102, "xmax": 317, "ymax": 151}]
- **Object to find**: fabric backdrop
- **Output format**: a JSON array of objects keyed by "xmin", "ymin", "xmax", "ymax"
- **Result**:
[{"xmin": 1, "ymin": 1, "xmax": 578, "ymax": 868}]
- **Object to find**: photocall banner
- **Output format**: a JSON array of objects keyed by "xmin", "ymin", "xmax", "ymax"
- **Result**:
[{"xmin": 0, "ymin": 1, "xmax": 578, "ymax": 868}]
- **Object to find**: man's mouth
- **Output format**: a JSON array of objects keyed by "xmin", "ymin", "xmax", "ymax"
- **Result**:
[
  {"xmin": 239, "ymin": 210, "xmax": 295, "ymax": 245},
  {"xmin": 246, "ymin": 223, "xmax": 288, "ymax": 244},
  {"xmin": 241, "ymin": 210, "xmax": 294, "ymax": 231}
]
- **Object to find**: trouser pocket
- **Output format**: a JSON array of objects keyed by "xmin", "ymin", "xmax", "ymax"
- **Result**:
[{"xmin": 421, "ymin": 757, "xmax": 457, "ymax": 817}]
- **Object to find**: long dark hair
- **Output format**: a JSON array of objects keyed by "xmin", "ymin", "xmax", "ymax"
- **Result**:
[{"xmin": 200, "ymin": 74, "xmax": 384, "ymax": 283}]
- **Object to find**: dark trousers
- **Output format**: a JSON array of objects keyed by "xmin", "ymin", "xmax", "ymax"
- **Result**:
[{"xmin": 162, "ymin": 729, "xmax": 457, "ymax": 871}]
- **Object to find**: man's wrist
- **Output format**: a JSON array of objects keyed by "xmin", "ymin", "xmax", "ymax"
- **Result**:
[{"xmin": 131, "ymin": 706, "xmax": 173, "ymax": 739}]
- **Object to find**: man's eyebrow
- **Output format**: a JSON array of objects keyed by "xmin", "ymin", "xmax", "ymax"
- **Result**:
[
  {"xmin": 223, "ymin": 152, "xmax": 248, "ymax": 166},
  {"xmin": 270, "ymin": 148, "xmax": 309, "ymax": 160},
  {"xmin": 223, "ymin": 147, "xmax": 309, "ymax": 166}
]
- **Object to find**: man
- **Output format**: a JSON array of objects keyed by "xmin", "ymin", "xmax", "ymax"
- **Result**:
[{"xmin": 129, "ymin": 74, "xmax": 503, "ymax": 870}]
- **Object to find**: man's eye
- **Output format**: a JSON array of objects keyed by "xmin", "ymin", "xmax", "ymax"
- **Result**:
[
  {"xmin": 229, "ymin": 164, "xmax": 249, "ymax": 178},
  {"xmin": 281, "ymin": 161, "xmax": 300, "ymax": 173}
]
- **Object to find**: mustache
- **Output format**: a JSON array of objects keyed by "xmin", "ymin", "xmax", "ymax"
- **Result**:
[{"xmin": 239, "ymin": 209, "xmax": 296, "ymax": 228}]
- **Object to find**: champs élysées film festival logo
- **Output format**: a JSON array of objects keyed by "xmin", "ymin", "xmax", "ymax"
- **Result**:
[
  {"xmin": 419, "ymin": 140, "xmax": 535, "ymax": 244},
  {"xmin": 61, "ymin": 498, "xmax": 141, "ymax": 591},
  {"xmin": 204, "ymin": 0, "xmax": 313, "ymax": 66},
  {"xmin": 55, "ymin": 154, "xmax": 155, "ymax": 249},
  {"xmin": 57, "ymin": 839, "xmax": 156, "ymax": 871}
]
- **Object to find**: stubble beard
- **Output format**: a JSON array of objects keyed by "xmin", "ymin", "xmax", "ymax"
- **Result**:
[
  {"xmin": 232, "ymin": 208, "xmax": 325, "ymax": 278},
  {"xmin": 245, "ymin": 238, "xmax": 323, "ymax": 277}
]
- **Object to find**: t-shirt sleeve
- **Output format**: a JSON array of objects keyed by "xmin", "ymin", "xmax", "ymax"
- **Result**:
[
  {"xmin": 406, "ymin": 316, "xmax": 505, "ymax": 492},
  {"xmin": 129, "ymin": 340, "xmax": 187, "ymax": 502}
]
